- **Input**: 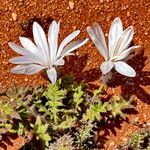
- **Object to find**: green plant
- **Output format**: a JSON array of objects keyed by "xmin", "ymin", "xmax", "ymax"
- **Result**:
[
  {"xmin": 0, "ymin": 76, "xmax": 135, "ymax": 149},
  {"xmin": 30, "ymin": 116, "xmax": 51, "ymax": 148},
  {"xmin": 116, "ymin": 128, "xmax": 150, "ymax": 150},
  {"xmin": 49, "ymin": 134, "xmax": 74, "ymax": 150}
]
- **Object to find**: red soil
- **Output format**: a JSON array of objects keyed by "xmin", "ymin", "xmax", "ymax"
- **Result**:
[{"xmin": 0, "ymin": 0, "xmax": 150, "ymax": 149}]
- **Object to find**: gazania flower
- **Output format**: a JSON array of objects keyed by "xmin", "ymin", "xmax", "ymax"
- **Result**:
[
  {"xmin": 9, "ymin": 21, "xmax": 88, "ymax": 83},
  {"xmin": 87, "ymin": 17, "xmax": 139, "ymax": 79}
]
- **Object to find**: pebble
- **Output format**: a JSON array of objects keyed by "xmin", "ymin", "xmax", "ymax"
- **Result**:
[
  {"xmin": 127, "ymin": 11, "xmax": 130, "ymax": 17},
  {"xmin": 122, "ymin": 137, "xmax": 128, "ymax": 142},
  {"xmin": 146, "ymin": 122, "xmax": 150, "ymax": 126},
  {"xmin": 24, "ymin": 78, "xmax": 28, "ymax": 82},
  {"xmin": 109, "ymin": 141, "xmax": 115, "ymax": 146},
  {"xmin": 69, "ymin": 1, "xmax": 75, "ymax": 10},
  {"xmin": 100, "ymin": 0, "xmax": 104, "ymax": 3},
  {"xmin": 73, "ymin": 26, "xmax": 76, "ymax": 30},
  {"xmin": 134, "ymin": 117, "xmax": 139, "ymax": 122},
  {"xmin": 105, "ymin": 33, "xmax": 108, "ymax": 37},
  {"xmin": 11, "ymin": 13, "xmax": 17, "ymax": 21},
  {"xmin": 144, "ymin": 31, "xmax": 148, "ymax": 35}
]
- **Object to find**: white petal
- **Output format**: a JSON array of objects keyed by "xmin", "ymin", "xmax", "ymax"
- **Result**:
[
  {"xmin": 19, "ymin": 37, "xmax": 39, "ymax": 54},
  {"xmin": 93, "ymin": 22, "xmax": 107, "ymax": 50},
  {"xmin": 109, "ymin": 17, "xmax": 123, "ymax": 58},
  {"xmin": 100, "ymin": 61, "xmax": 114, "ymax": 74},
  {"xmin": 46, "ymin": 67, "xmax": 57, "ymax": 83},
  {"xmin": 33, "ymin": 22, "xmax": 49, "ymax": 62},
  {"xmin": 11, "ymin": 65, "xmax": 27, "ymax": 74},
  {"xmin": 87, "ymin": 26, "xmax": 108, "ymax": 61},
  {"xmin": 20, "ymin": 37, "xmax": 47, "ymax": 65},
  {"xmin": 9, "ymin": 56, "xmax": 35, "ymax": 64},
  {"xmin": 48, "ymin": 21, "xmax": 60, "ymax": 62},
  {"xmin": 57, "ymin": 30, "xmax": 80, "ymax": 57},
  {"xmin": 8, "ymin": 42, "xmax": 41, "ymax": 63},
  {"xmin": 115, "ymin": 46, "xmax": 140, "ymax": 61},
  {"xmin": 114, "ymin": 61, "xmax": 136, "ymax": 77},
  {"xmin": 60, "ymin": 38, "xmax": 88, "ymax": 57},
  {"xmin": 54, "ymin": 58, "xmax": 65, "ymax": 66},
  {"xmin": 115, "ymin": 26, "xmax": 134, "ymax": 56},
  {"xmin": 24, "ymin": 64, "xmax": 45, "ymax": 75}
]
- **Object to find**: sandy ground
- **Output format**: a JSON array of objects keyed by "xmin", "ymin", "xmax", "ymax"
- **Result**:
[{"xmin": 0, "ymin": 0, "xmax": 150, "ymax": 149}]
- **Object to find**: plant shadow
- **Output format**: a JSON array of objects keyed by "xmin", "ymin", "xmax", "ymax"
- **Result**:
[
  {"xmin": 98, "ymin": 109, "xmax": 138, "ymax": 149},
  {"xmin": 0, "ymin": 134, "xmax": 18, "ymax": 150},
  {"xmin": 62, "ymin": 54, "xmax": 101, "ymax": 83},
  {"xmin": 109, "ymin": 50, "xmax": 150, "ymax": 105},
  {"xmin": 20, "ymin": 16, "xmax": 54, "ymax": 38}
]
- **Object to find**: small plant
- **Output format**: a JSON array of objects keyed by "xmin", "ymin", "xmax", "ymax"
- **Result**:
[
  {"xmin": 0, "ymin": 76, "xmax": 135, "ymax": 149},
  {"xmin": 30, "ymin": 116, "xmax": 51, "ymax": 148},
  {"xmin": 9, "ymin": 21, "xmax": 88, "ymax": 83},
  {"xmin": 49, "ymin": 134, "xmax": 74, "ymax": 150},
  {"xmin": 116, "ymin": 128, "xmax": 150, "ymax": 150},
  {"xmin": 87, "ymin": 17, "xmax": 140, "ymax": 83}
]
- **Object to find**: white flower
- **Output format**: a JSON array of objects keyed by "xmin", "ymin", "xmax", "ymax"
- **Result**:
[
  {"xmin": 87, "ymin": 17, "xmax": 139, "ymax": 77},
  {"xmin": 9, "ymin": 21, "xmax": 88, "ymax": 83}
]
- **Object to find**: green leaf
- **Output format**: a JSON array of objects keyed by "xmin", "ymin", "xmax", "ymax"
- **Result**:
[
  {"xmin": 73, "ymin": 85, "xmax": 84, "ymax": 110},
  {"xmin": 82, "ymin": 101, "xmax": 108, "ymax": 123}
]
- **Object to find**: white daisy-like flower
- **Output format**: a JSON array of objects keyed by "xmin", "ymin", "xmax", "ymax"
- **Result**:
[
  {"xmin": 87, "ymin": 17, "xmax": 139, "ymax": 78},
  {"xmin": 9, "ymin": 21, "xmax": 88, "ymax": 83}
]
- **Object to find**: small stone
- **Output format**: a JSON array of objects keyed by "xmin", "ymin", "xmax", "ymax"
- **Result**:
[
  {"xmin": 122, "ymin": 137, "xmax": 128, "ymax": 142},
  {"xmin": 109, "ymin": 141, "xmax": 115, "ymax": 146},
  {"xmin": 146, "ymin": 122, "xmax": 150, "ymax": 126},
  {"xmin": 76, "ymin": 51, "xmax": 79, "ymax": 56},
  {"xmin": 105, "ymin": 33, "xmax": 108, "ymax": 37},
  {"xmin": 24, "ymin": 78, "xmax": 28, "ymax": 82},
  {"xmin": 134, "ymin": 117, "xmax": 139, "ymax": 122},
  {"xmin": 144, "ymin": 31, "xmax": 148, "ymax": 35},
  {"xmin": 87, "ymin": 61, "xmax": 91, "ymax": 66},
  {"xmin": 73, "ymin": 26, "xmax": 76, "ymax": 30},
  {"xmin": 106, "ymin": 16, "xmax": 110, "ymax": 22},
  {"xmin": 127, "ymin": 11, "xmax": 130, "ymax": 17},
  {"xmin": 11, "ymin": 13, "xmax": 17, "ymax": 21},
  {"xmin": 100, "ymin": 0, "xmax": 104, "ymax": 3},
  {"xmin": 69, "ymin": 1, "xmax": 74, "ymax": 10}
]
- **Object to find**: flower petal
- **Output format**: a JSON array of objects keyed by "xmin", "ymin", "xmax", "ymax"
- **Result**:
[
  {"xmin": 9, "ymin": 56, "xmax": 35, "ymax": 64},
  {"xmin": 19, "ymin": 37, "xmax": 47, "ymax": 65},
  {"xmin": 19, "ymin": 37, "xmax": 39, "ymax": 54},
  {"xmin": 24, "ymin": 64, "xmax": 45, "ymax": 75},
  {"xmin": 33, "ymin": 22, "xmax": 49, "ymax": 62},
  {"xmin": 115, "ymin": 46, "xmax": 140, "ymax": 61},
  {"xmin": 48, "ymin": 21, "xmax": 60, "ymax": 62},
  {"xmin": 46, "ymin": 67, "xmax": 57, "ymax": 83},
  {"xmin": 87, "ymin": 26, "xmax": 108, "ymax": 61},
  {"xmin": 100, "ymin": 61, "xmax": 114, "ymax": 74},
  {"xmin": 8, "ymin": 42, "xmax": 41, "ymax": 63},
  {"xmin": 11, "ymin": 65, "xmax": 27, "ymax": 74},
  {"xmin": 114, "ymin": 26, "xmax": 134, "ymax": 56},
  {"xmin": 53, "ymin": 58, "xmax": 65, "ymax": 66},
  {"xmin": 109, "ymin": 17, "xmax": 123, "ymax": 58},
  {"xmin": 11, "ymin": 64, "xmax": 45, "ymax": 75},
  {"xmin": 114, "ymin": 61, "xmax": 136, "ymax": 77},
  {"xmin": 57, "ymin": 30, "xmax": 80, "ymax": 57},
  {"xmin": 60, "ymin": 38, "xmax": 88, "ymax": 57},
  {"xmin": 93, "ymin": 22, "xmax": 107, "ymax": 50}
]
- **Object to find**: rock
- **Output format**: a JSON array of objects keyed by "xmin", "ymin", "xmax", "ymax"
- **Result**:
[
  {"xmin": 24, "ymin": 78, "xmax": 28, "ymax": 82},
  {"xmin": 122, "ymin": 137, "xmax": 128, "ymax": 142},
  {"xmin": 11, "ymin": 13, "xmax": 17, "ymax": 21},
  {"xmin": 69, "ymin": 1, "xmax": 74, "ymax": 10},
  {"xmin": 146, "ymin": 122, "xmax": 150, "ymax": 126},
  {"xmin": 109, "ymin": 141, "xmax": 115, "ymax": 146},
  {"xmin": 127, "ymin": 11, "xmax": 130, "ymax": 17},
  {"xmin": 134, "ymin": 117, "xmax": 139, "ymax": 122}
]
